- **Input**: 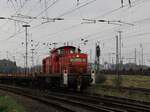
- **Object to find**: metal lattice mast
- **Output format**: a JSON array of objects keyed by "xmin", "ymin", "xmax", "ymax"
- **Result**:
[{"xmin": 22, "ymin": 24, "xmax": 30, "ymax": 76}]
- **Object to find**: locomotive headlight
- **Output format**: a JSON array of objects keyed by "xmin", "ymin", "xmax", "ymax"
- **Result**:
[
  {"xmin": 63, "ymin": 70, "xmax": 68, "ymax": 85},
  {"xmin": 76, "ymin": 54, "xmax": 79, "ymax": 57},
  {"xmin": 91, "ymin": 70, "xmax": 95, "ymax": 84}
]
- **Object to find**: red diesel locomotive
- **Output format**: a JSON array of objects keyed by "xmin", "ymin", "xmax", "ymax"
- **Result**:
[
  {"xmin": 0, "ymin": 46, "xmax": 93, "ymax": 91},
  {"xmin": 42, "ymin": 45, "xmax": 92, "ymax": 90}
]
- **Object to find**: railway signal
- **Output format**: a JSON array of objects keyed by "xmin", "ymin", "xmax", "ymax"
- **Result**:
[
  {"xmin": 96, "ymin": 44, "xmax": 100, "ymax": 57},
  {"xmin": 63, "ymin": 70, "xmax": 68, "ymax": 86},
  {"xmin": 91, "ymin": 70, "xmax": 95, "ymax": 84},
  {"xmin": 95, "ymin": 42, "xmax": 101, "ymax": 81}
]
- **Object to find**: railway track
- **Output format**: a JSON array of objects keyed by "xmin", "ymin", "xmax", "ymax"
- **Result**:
[
  {"xmin": 43, "ymin": 90, "xmax": 150, "ymax": 112},
  {"xmin": 100, "ymin": 85, "xmax": 150, "ymax": 95},
  {"xmin": 0, "ymin": 85, "xmax": 150, "ymax": 112},
  {"xmin": 0, "ymin": 84, "xmax": 125, "ymax": 112},
  {"xmin": 0, "ymin": 85, "xmax": 75, "ymax": 112}
]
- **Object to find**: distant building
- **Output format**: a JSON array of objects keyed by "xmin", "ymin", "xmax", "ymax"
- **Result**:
[
  {"xmin": 89, "ymin": 62, "xmax": 149, "ymax": 71},
  {"xmin": 0, "ymin": 59, "xmax": 17, "ymax": 73}
]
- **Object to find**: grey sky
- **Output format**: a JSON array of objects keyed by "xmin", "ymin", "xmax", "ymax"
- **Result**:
[{"xmin": 0, "ymin": 0, "xmax": 150, "ymax": 67}]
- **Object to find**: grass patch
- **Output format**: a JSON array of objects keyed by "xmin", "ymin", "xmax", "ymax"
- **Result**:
[
  {"xmin": 88, "ymin": 84, "xmax": 150, "ymax": 102},
  {"xmin": 103, "ymin": 75, "xmax": 150, "ymax": 89},
  {"xmin": 0, "ymin": 95, "xmax": 25, "ymax": 112},
  {"xmin": 88, "ymin": 75, "xmax": 150, "ymax": 101}
]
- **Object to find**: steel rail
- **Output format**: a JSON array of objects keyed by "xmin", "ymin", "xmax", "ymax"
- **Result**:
[
  {"xmin": 46, "ymin": 90, "xmax": 150, "ymax": 112},
  {"xmin": 0, "ymin": 85, "xmax": 76, "ymax": 112},
  {"xmin": 0, "ymin": 84, "xmax": 119, "ymax": 112}
]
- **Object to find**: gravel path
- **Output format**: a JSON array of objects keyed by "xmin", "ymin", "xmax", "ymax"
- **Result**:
[{"xmin": 0, "ymin": 89, "xmax": 62, "ymax": 112}]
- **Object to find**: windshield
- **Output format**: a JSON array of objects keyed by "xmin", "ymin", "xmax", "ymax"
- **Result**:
[{"xmin": 70, "ymin": 58, "xmax": 86, "ymax": 62}]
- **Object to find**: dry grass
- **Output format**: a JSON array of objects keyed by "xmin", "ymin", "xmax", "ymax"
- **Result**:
[
  {"xmin": 103, "ymin": 75, "xmax": 150, "ymax": 89},
  {"xmin": 87, "ymin": 75, "xmax": 150, "ymax": 102}
]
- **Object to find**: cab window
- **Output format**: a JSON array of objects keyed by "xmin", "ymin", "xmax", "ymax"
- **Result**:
[{"xmin": 70, "ymin": 58, "xmax": 86, "ymax": 62}]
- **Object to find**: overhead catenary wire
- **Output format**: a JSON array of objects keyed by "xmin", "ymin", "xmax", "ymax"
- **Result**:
[
  {"xmin": 1, "ymin": 0, "xmax": 150, "ymax": 67},
  {"xmin": 25, "ymin": 0, "xmax": 148, "ymax": 42},
  {"xmin": 4, "ymin": 0, "xmax": 149, "ymax": 41},
  {"xmin": 57, "ymin": 15, "xmax": 150, "ymax": 45},
  {"xmin": 25, "ymin": 0, "xmax": 150, "ymax": 53},
  {"xmin": 13, "ymin": 0, "xmax": 150, "ymax": 43},
  {"xmin": 0, "ymin": 0, "xmax": 31, "ymax": 35},
  {"xmin": 8, "ymin": 0, "xmax": 17, "ymax": 11},
  {"xmin": 57, "ymin": 0, "xmax": 97, "ymax": 17},
  {"xmin": 96, "ymin": 0, "xmax": 148, "ymax": 19},
  {"xmin": 22, "ymin": 0, "xmax": 98, "ymax": 40},
  {"xmin": 6, "ymin": 0, "xmax": 60, "ymax": 40},
  {"xmin": 5, "ymin": 0, "xmax": 97, "ymax": 40}
]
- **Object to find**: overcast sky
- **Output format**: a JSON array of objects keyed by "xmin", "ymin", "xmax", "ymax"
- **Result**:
[{"xmin": 0, "ymin": 0, "xmax": 150, "ymax": 67}]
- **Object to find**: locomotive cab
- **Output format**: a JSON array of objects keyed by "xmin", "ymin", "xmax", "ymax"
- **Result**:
[{"xmin": 68, "ymin": 53, "xmax": 87, "ymax": 74}]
